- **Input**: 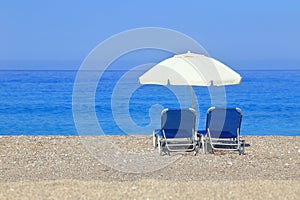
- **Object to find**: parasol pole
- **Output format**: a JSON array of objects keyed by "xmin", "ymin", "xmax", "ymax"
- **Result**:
[{"xmin": 189, "ymin": 86, "xmax": 195, "ymax": 109}]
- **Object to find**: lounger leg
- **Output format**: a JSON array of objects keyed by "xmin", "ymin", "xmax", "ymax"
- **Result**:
[
  {"xmin": 239, "ymin": 140, "xmax": 245, "ymax": 155},
  {"xmin": 201, "ymin": 136, "xmax": 206, "ymax": 154},
  {"xmin": 153, "ymin": 134, "xmax": 158, "ymax": 148},
  {"xmin": 158, "ymin": 140, "xmax": 162, "ymax": 155},
  {"xmin": 194, "ymin": 144, "xmax": 199, "ymax": 155}
]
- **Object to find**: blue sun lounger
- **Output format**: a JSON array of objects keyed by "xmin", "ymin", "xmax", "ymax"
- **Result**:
[
  {"xmin": 199, "ymin": 107, "xmax": 245, "ymax": 154},
  {"xmin": 153, "ymin": 108, "xmax": 199, "ymax": 155}
]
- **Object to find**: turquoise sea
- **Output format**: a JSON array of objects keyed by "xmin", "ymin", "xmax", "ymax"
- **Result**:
[{"xmin": 0, "ymin": 70, "xmax": 299, "ymax": 136}]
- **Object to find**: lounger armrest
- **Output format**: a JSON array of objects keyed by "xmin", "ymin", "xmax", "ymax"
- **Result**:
[
  {"xmin": 197, "ymin": 130, "xmax": 206, "ymax": 137},
  {"xmin": 153, "ymin": 129, "xmax": 163, "ymax": 137}
]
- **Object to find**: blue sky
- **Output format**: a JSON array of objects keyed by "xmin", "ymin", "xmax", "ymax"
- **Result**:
[{"xmin": 0, "ymin": 0, "xmax": 299, "ymax": 70}]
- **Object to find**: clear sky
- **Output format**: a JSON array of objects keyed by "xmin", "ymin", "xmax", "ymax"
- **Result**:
[{"xmin": 0, "ymin": 0, "xmax": 299, "ymax": 70}]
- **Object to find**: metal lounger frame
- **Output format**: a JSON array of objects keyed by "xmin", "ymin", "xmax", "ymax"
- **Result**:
[
  {"xmin": 202, "ymin": 107, "xmax": 245, "ymax": 155},
  {"xmin": 153, "ymin": 108, "xmax": 199, "ymax": 155}
]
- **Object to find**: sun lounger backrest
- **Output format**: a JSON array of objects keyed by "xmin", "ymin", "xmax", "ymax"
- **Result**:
[
  {"xmin": 207, "ymin": 107, "xmax": 242, "ymax": 138},
  {"xmin": 161, "ymin": 108, "xmax": 196, "ymax": 138}
]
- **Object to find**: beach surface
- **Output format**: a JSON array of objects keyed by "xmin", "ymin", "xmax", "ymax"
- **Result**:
[{"xmin": 0, "ymin": 136, "xmax": 299, "ymax": 199}]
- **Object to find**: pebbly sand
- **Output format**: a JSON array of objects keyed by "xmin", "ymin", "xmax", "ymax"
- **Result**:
[{"xmin": 0, "ymin": 136, "xmax": 299, "ymax": 199}]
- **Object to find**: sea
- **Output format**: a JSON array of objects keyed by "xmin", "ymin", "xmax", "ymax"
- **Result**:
[{"xmin": 0, "ymin": 70, "xmax": 299, "ymax": 136}]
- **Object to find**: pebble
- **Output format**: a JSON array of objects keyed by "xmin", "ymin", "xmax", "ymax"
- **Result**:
[{"xmin": 0, "ymin": 136, "xmax": 299, "ymax": 182}]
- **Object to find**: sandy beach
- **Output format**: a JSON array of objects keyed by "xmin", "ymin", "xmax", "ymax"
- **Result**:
[{"xmin": 0, "ymin": 136, "xmax": 299, "ymax": 199}]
